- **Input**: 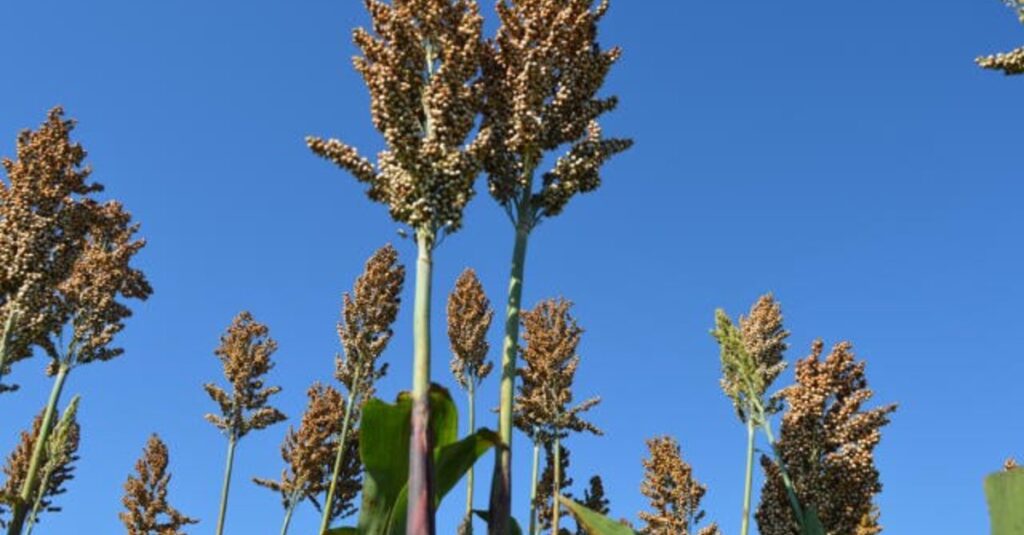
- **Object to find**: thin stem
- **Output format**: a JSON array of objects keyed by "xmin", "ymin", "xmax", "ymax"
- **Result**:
[
  {"xmin": 281, "ymin": 499, "xmax": 297, "ymax": 535},
  {"xmin": 215, "ymin": 437, "xmax": 238, "ymax": 535},
  {"xmin": 740, "ymin": 418, "xmax": 755, "ymax": 535},
  {"xmin": 551, "ymin": 436, "xmax": 562, "ymax": 535},
  {"xmin": 465, "ymin": 381, "xmax": 476, "ymax": 518},
  {"xmin": 758, "ymin": 416, "xmax": 805, "ymax": 526},
  {"xmin": 407, "ymin": 229, "xmax": 436, "ymax": 535},
  {"xmin": 319, "ymin": 390, "xmax": 357, "ymax": 534},
  {"xmin": 528, "ymin": 441, "xmax": 540, "ymax": 535},
  {"xmin": 0, "ymin": 308, "xmax": 19, "ymax": 394},
  {"xmin": 489, "ymin": 187, "xmax": 534, "ymax": 535}
]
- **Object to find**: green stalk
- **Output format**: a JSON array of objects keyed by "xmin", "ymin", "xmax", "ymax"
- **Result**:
[
  {"xmin": 528, "ymin": 441, "xmax": 540, "ymax": 535},
  {"xmin": 551, "ymin": 436, "xmax": 562, "ymax": 535},
  {"xmin": 0, "ymin": 308, "xmax": 19, "ymax": 393},
  {"xmin": 319, "ymin": 390, "xmax": 357, "ymax": 534},
  {"xmin": 215, "ymin": 437, "xmax": 238, "ymax": 535},
  {"xmin": 7, "ymin": 364, "xmax": 69, "ymax": 535},
  {"xmin": 465, "ymin": 381, "xmax": 476, "ymax": 518},
  {"xmin": 758, "ymin": 416, "xmax": 804, "ymax": 527},
  {"xmin": 489, "ymin": 189, "xmax": 533, "ymax": 535},
  {"xmin": 281, "ymin": 499, "xmax": 297, "ymax": 535},
  {"xmin": 740, "ymin": 418, "xmax": 755, "ymax": 535},
  {"xmin": 407, "ymin": 229, "xmax": 436, "ymax": 535}
]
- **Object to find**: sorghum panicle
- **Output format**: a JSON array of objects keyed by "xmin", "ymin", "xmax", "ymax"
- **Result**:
[
  {"xmin": 514, "ymin": 299, "xmax": 601, "ymax": 441},
  {"xmin": 336, "ymin": 244, "xmax": 405, "ymax": 400},
  {"xmin": 977, "ymin": 1, "xmax": 1024, "ymax": 73},
  {"xmin": 447, "ymin": 269, "xmax": 493, "ymax": 391},
  {"xmin": 119, "ymin": 435, "xmax": 198, "ymax": 535},
  {"xmin": 756, "ymin": 341, "xmax": 897, "ymax": 535},
  {"xmin": 638, "ymin": 436, "xmax": 720, "ymax": 535},
  {"xmin": 0, "ymin": 407, "xmax": 80, "ymax": 525},
  {"xmin": 307, "ymin": 0, "xmax": 485, "ymax": 235},
  {"xmin": 204, "ymin": 312, "xmax": 287, "ymax": 440},
  {"xmin": 713, "ymin": 294, "xmax": 788, "ymax": 422},
  {"xmin": 480, "ymin": 0, "xmax": 632, "ymax": 221},
  {"xmin": 254, "ymin": 383, "xmax": 360, "ymax": 520}
]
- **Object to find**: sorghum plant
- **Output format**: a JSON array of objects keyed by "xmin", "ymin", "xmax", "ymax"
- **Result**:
[
  {"xmin": 514, "ymin": 299, "xmax": 601, "ymax": 535},
  {"xmin": 4, "ymin": 126, "xmax": 151, "ymax": 535},
  {"xmin": 307, "ymin": 2, "xmax": 483, "ymax": 530},
  {"xmin": 0, "ymin": 398, "xmax": 79, "ymax": 531},
  {"xmin": 0, "ymin": 108, "xmax": 98, "ymax": 394},
  {"xmin": 977, "ymin": 1, "xmax": 1024, "ymax": 73},
  {"xmin": 638, "ymin": 436, "xmax": 719, "ymax": 535},
  {"xmin": 204, "ymin": 312, "xmax": 287, "ymax": 535},
  {"xmin": 320, "ymin": 244, "xmax": 404, "ymax": 534},
  {"xmin": 447, "ymin": 268, "xmax": 494, "ymax": 525},
  {"xmin": 479, "ymin": 1, "xmax": 632, "ymax": 528},
  {"xmin": 254, "ymin": 383, "xmax": 359, "ymax": 535},
  {"xmin": 711, "ymin": 294, "xmax": 788, "ymax": 535},
  {"xmin": 119, "ymin": 434, "xmax": 198, "ymax": 535},
  {"xmin": 755, "ymin": 340, "xmax": 896, "ymax": 535}
]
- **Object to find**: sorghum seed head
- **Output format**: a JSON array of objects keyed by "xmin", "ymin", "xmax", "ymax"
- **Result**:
[
  {"xmin": 447, "ymin": 268, "xmax": 493, "ymax": 391},
  {"xmin": 638, "ymin": 436, "xmax": 719, "ymax": 535},
  {"xmin": 119, "ymin": 434, "xmax": 198, "ymax": 535}
]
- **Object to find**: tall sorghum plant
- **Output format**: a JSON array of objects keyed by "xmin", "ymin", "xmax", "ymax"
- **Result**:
[
  {"xmin": 514, "ymin": 299, "xmax": 600, "ymax": 535},
  {"xmin": 0, "ymin": 108, "xmax": 102, "ymax": 395},
  {"xmin": 977, "ymin": 1, "xmax": 1024, "ymax": 74},
  {"xmin": 478, "ymin": 2, "xmax": 632, "ymax": 529},
  {"xmin": 319, "ymin": 244, "xmax": 404, "ymax": 534},
  {"xmin": 3, "ymin": 112, "xmax": 152, "ymax": 535},
  {"xmin": 255, "ymin": 383, "xmax": 359, "ymax": 535},
  {"xmin": 307, "ymin": 2, "xmax": 483, "ymax": 531},
  {"xmin": 755, "ymin": 340, "xmax": 896, "ymax": 535},
  {"xmin": 447, "ymin": 268, "xmax": 494, "ymax": 529},
  {"xmin": 638, "ymin": 436, "xmax": 719, "ymax": 535},
  {"xmin": 711, "ymin": 295, "xmax": 788, "ymax": 535},
  {"xmin": 119, "ymin": 435, "xmax": 198, "ymax": 535},
  {"xmin": 204, "ymin": 312, "xmax": 287, "ymax": 535}
]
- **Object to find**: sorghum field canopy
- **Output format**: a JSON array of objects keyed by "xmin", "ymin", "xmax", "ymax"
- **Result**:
[{"xmin": 2, "ymin": 0, "xmax": 1024, "ymax": 533}]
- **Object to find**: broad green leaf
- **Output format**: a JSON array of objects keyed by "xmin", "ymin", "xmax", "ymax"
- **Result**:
[
  {"xmin": 801, "ymin": 506, "xmax": 825, "ymax": 535},
  {"xmin": 559, "ymin": 496, "xmax": 637, "ymax": 535},
  {"xmin": 986, "ymin": 469, "xmax": 1024, "ymax": 535},
  {"xmin": 387, "ymin": 429, "xmax": 500, "ymax": 535},
  {"xmin": 472, "ymin": 510, "xmax": 524, "ymax": 535}
]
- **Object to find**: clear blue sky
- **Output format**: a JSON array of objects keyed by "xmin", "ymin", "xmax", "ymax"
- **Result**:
[{"xmin": 1, "ymin": 1, "xmax": 1022, "ymax": 533}]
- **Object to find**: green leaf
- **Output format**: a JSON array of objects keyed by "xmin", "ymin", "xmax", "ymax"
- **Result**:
[
  {"xmin": 472, "ymin": 510, "xmax": 524, "ymax": 535},
  {"xmin": 353, "ymin": 384, "xmax": 497, "ymax": 535},
  {"xmin": 559, "ymin": 496, "xmax": 637, "ymax": 535},
  {"xmin": 325, "ymin": 529, "xmax": 358, "ymax": 535},
  {"xmin": 801, "ymin": 506, "xmax": 825, "ymax": 535},
  {"xmin": 985, "ymin": 469, "xmax": 1024, "ymax": 535}
]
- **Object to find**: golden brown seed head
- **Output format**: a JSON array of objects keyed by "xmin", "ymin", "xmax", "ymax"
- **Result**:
[
  {"xmin": 638, "ymin": 436, "xmax": 718, "ymax": 535},
  {"xmin": 307, "ymin": 0, "xmax": 485, "ymax": 236},
  {"xmin": 447, "ymin": 269, "xmax": 493, "ymax": 391},
  {"xmin": 514, "ymin": 298, "xmax": 601, "ymax": 442},
  {"xmin": 0, "ymin": 107, "xmax": 151, "ymax": 390},
  {"xmin": 977, "ymin": 2, "xmax": 1024, "ymax": 74},
  {"xmin": 756, "ymin": 341, "xmax": 897, "ymax": 535},
  {"xmin": 480, "ymin": 0, "xmax": 632, "ymax": 222},
  {"xmin": 713, "ymin": 294, "xmax": 788, "ymax": 423},
  {"xmin": 336, "ymin": 244, "xmax": 405, "ymax": 400},
  {"xmin": 0, "ymin": 404, "xmax": 80, "ymax": 522},
  {"xmin": 254, "ymin": 383, "xmax": 360, "ymax": 520},
  {"xmin": 119, "ymin": 434, "xmax": 198, "ymax": 535},
  {"xmin": 204, "ymin": 312, "xmax": 287, "ymax": 440}
]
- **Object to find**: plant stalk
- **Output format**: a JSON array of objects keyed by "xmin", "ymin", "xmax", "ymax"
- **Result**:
[
  {"xmin": 758, "ymin": 417, "xmax": 805, "ymax": 526},
  {"xmin": 0, "ymin": 308, "xmax": 19, "ymax": 394},
  {"xmin": 528, "ymin": 441, "xmax": 540, "ymax": 535},
  {"xmin": 215, "ymin": 436, "xmax": 237, "ymax": 535},
  {"xmin": 489, "ymin": 190, "xmax": 532, "ymax": 535},
  {"xmin": 407, "ymin": 229, "xmax": 436, "ymax": 535},
  {"xmin": 551, "ymin": 436, "xmax": 562, "ymax": 535},
  {"xmin": 7, "ymin": 364, "xmax": 69, "ymax": 535},
  {"xmin": 465, "ymin": 381, "xmax": 476, "ymax": 518},
  {"xmin": 281, "ymin": 499, "xmax": 297, "ymax": 535},
  {"xmin": 740, "ymin": 418, "xmax": 755, "ymax": 535},
  {"xmin": 319, "ymin": 390, "xmax": 357, "ymax": 534}
]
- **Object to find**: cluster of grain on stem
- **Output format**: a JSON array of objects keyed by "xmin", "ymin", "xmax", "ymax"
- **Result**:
[
  {"xmin": 977, "ymin": 0, "xmax": 1024, "ymax": 73},
  {"xmin": 513, "ymin": 298, "xmax": 601, "ymax": 535},
  {"xmin": 119, "ymin": 435, "xmax": 197, "ymax": 535},
  {"xmin": 203, "ymin": 312, "xmax": 287, "ymax": 535},
  {"xmin": 319, "ymin": 244, "xmax": 404, "ymax": 534},
  {"xmin": 638, "ymin": 436, "xmax": 720, "ymax": 535},
  {"xmin": 307, "ymin": 1, "xmax": 485, "ymax": 530},
  {"xmin": 755, "ymin": 340, "xmax": 896, "ymax": 535},
  {"xmin": 478, "ymin": 1, "xmax": 632, "ymax": 527}
]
